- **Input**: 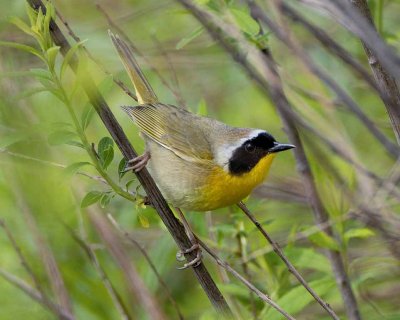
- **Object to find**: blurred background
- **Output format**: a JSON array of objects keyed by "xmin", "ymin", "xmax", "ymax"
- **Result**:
[{"xmin": 0, "ymin": 0, "xmax": 399, "ymax": 319}]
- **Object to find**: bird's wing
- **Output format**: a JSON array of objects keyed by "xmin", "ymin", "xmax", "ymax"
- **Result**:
[{"xmin": 122, "ymin": 103, "xmax": 214, "ymax": 162}]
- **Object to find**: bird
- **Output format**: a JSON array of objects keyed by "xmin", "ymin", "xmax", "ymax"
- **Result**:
[{"xmin": 110, "ymin": 32, "xmax": 295, "ymax": 213}]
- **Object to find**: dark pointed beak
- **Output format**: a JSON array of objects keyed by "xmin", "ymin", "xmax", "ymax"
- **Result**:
[{"xmin": 269, "ymin": 143, "xmax": 295, "ymax": 153}]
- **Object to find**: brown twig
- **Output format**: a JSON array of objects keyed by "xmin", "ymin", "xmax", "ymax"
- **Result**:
[
  {"xmin": 280, "ymin": 3, "xmax": 379, "ymax": 94},
  {"xmin": 55, "ymin": 8, "xmax": 137, "ymax": 101},
  {"xmin": 150, "ymin": 34, "xmax": 187, "ymax": 108},
  {"xmin": 107, "ymin": 214, "xmax": 185, "ymax": 320},
  {"xmin": 96, "ymin": 3, "xmax": 185, "ymax": 105},
  {"xmin": 194, "ymin": 237, "xmax": 296, "ymax": 320},
  {"xmin": 286, "ymin": 107, "xmax": 400, "ymax": 200},
  {"xmin": 237, "ymin": 202, "xmax": 339, "ymax": 320},
  {"xmin": 349, "ymin": 0, "xmax": 400, "ymax": 145},
  {"xmin": 259, "ymin": 1, "xmax": 399, "ymax": 158},
  {"xmin": 296, "ymin": 0, "xmax": 400, "ymax": 78},
  {"xmin": 27, "ymin": 1, "xmax": 232, "ymax": 316}
]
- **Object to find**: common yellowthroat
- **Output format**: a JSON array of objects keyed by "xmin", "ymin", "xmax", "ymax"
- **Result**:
[{"xmin": 110, "ymin": 33, "xmax": 294, "ymax": 212}]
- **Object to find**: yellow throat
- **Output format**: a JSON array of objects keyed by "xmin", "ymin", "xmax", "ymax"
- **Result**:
[{"xmin": 195, "ymin": 154, "xmax": 276, "ymax": 211}]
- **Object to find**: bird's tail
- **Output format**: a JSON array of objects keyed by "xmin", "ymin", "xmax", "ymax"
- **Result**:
[{"xmin": 109, "ymin": 31, "xmax": 158, "ymax": 104}]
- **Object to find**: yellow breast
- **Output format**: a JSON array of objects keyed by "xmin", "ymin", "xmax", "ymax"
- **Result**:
[{"xmin": 192, "ymin": 154, "xmax": 276, "ymax": 211}]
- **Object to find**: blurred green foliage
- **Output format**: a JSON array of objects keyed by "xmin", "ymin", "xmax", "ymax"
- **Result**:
[{"xmin": 0, "ymin": 0, "xmax": 399, "ymax": 319}]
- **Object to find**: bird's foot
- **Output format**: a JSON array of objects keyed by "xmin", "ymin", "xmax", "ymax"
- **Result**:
[
  {"xmin": 123, "ymin": 151, "xmax": 151, "ymax": 172},
  {"xmin": 176, "ymin": 243, "xmax": 202, "ymax": 269}
]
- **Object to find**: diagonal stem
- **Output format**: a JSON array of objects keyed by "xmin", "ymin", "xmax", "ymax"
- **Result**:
[{"xmin": 237, "ymin": 202, "xmax": 339, "ymax": 320}]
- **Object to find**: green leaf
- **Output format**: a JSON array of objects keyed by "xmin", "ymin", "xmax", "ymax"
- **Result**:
[
  {"xmin": 308, "ymin": 231, "xmax": 340, "ymax": 251},
  {"xmin": 98, "ymin": 137, "xmax": 114, "ymax": 170},
  {"xmin": 13, "ymin": 87, "xmax": 49, "ymax": 100},
  {"xmin": 0, "ymin": 132, "xmax": 29, "ymax": 148},
  {"xmin": 100, "ymin": 193, "xmax": 112, "ymax": 208},
  {"xmin": 63, "ymin": 162, "xmax": 92, "ymax": 177},
  {"xmin": 46, "ymin": 46, "xmax": 60, "ymax": 70},
  {"xmin": 35, "ymin": 7, "xmax": 44, "ymax": 31},
  {"xmin": 230, "ymin": 8, "xmax": 259, "ymax": 35},
  {"xmin": 262, "ymin": 278, "xmax": 335, "ymax": 319},
  {"xmin": 43, "ymin": 3, "xmax": 55, "ymax": 45},
  {"xmin": 219, "ymin": 283, "xmax": 249, "ymax": 299},
  {"xmin": 125, "ymin": 179, "xmax": 136, "ymax": 190},
  {"xmin": 0, "ymin": 41, "xmax": 45, "ymax": 62},
  {"xmin": 80, "ymin": 103, "xmax": 96, "ymax": 131},
  {"xmin": 344, "ymin": 228, "xmax": 375, "ymax": 242},
  {"xmin": 284, "ymin": 247, "xmax": 330, "ymax": 273},
  {"xmin": 176, "ymin": 26, "xmax": 204, "ymax": 50},
  {"xmin": 30, "ymin": 68, "xmax": 53, "ymax": 81},
  {"xmin": 118, "ymin": 158, "xmax": 128, "ymax": 180},
  {"xmin": 66, "ymin": 141, "xmax": 85, "ymax": 149},
  {"xmin": 9, "ymin": 16, "xmax": 34, "ymax": 36},
  {"xmin": 48, "ymin": 130, "xmax": 77, "ymax": 145},
  {"xmin": 81, "ymin": 191, "xmax": 103, "ymax": 208},
  {"xmin": 25, "ymin": 2, "xmax": 38, "ymax": 26}
]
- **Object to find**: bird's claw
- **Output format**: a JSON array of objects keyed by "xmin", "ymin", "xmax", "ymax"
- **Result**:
[
  {"xmin": 122, "ymin": 152, "xmax": 150, "ymax": 172},
  {"xmin": 176, "ymin": 243, "xmax": 202, "ymax": 269}
]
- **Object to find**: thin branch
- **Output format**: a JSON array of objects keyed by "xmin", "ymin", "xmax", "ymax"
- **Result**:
[
  {"xmin": 0, "ymin": 268, "xmax": 74, "ymax": 320},
  {"xmin": 237, "ymin": 202, "xmax": 339, "ymax": 320},
  {"xmin": 14, "ymin": 191, "xmax": 74, "ymax": 317},
  {"xmin": 0, "ymin": 219, "xmax": 46, "ymax": 298},
  {"xmin": 261, "ymin": 1, "xmax": 399, "ymax": 158},
  {"xmin": 107, "ymin": 214, "xmax": 185, "ymax": 320},
  {"xmin": 96, "ymin": 4, "xmax": 185, "ymax": 106},
  {"xmin": 286, "ymin": 106, "xmax": 400, "ymax": 201},
  {"xmin": 194, "ymin": 238, "xmax": 296, "ymax": 320},
  {"xmin": 349, "ymin": 0, "xmax": 400, "ymax": 145},
  {"xmin": 63, "ymin": 222, "xmax": 132, "ymax": 320},
  {"xmin": 0, "ymin": 220, "xmax": 74, "ymax": 320},
  {"xmin": 90, "ymin": 212, "xmax": 166, "ymax": 320},
  {"xmin": 55, "ymin": 8, "xmax": 137, "ymax": 101},
  {"xmin": 0, "ymin": 147, "xmax": 108, "ymax": 185},
  {"xmin": 150, "ymin": 34, "xmax": 187, "ymax": 108},
  {"xmin": 295, "ymin": 0, "xmax": 400, "ymax": 78},
  {"xmin": 280, "ymin": 3, "xmax": 379, "ymax": 94},
  {"xmin": 27, "ymin": 1, "xmax": 232, "ymax": 316}
]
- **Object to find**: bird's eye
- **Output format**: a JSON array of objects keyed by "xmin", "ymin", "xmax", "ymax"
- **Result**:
[{"xmin": 245, "ymin": 143, "xmax": 256, "ymax": 153}]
